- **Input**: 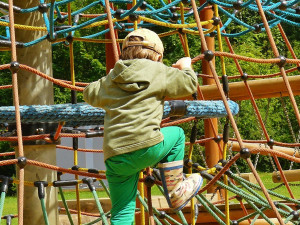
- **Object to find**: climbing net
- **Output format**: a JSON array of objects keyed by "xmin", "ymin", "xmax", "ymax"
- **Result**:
[{"xmin": 0, "ymin": 0, "xmax": 300, "ymax": 224}]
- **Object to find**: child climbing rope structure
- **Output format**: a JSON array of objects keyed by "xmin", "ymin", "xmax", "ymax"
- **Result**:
[{"xmin": 0, "ymin": 0, "xmax": 299, "ymax": 224}]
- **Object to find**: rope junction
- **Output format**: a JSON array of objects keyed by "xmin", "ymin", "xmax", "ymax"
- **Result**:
[{"xmin": 0, "ymin": 0, "xmax": 299, "ymax": 225}]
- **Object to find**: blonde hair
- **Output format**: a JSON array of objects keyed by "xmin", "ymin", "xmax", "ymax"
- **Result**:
[{"xmin": 121, "ymin": 36, "xmax": 163, "ymax": 62}]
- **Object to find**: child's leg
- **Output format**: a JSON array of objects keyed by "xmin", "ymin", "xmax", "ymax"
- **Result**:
[
  {"xmin": 158, "ymin": 126, "xmax": 186, "ymax": 163},
  {"xmin": 105, "ymin": 165, "xmax": 139, "ymax": 225},
  {"xmin": 104, "ymin": 126, "xmax": 186, "ymax": 224}
]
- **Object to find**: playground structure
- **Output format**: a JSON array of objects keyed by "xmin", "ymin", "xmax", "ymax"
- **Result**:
[{"xmin": 0, "ymin": 0, "xmax": 299, "ymax": 224}]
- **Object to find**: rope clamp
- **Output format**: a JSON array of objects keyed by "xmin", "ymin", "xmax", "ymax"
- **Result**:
[{"xmin": 169, "ymin": 100, "xmax": 186, "ymax": 117}]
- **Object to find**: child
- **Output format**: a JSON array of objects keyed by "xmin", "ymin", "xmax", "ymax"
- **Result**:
[{"xmin": 83, "ymin": 28, "xmax": 203, "ymax": 224}]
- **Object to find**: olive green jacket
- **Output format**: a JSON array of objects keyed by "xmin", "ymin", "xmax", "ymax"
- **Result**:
[{"xmin": 83, "ymin": 59, "xmax": 197, "ymax": 161}]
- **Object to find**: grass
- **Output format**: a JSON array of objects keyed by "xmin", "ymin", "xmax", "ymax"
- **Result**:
[{"xmin": 1, "ymin": 173, "xmax": 299, "ymax": 225}]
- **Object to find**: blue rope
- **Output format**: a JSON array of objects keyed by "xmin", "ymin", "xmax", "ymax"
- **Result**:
[
  {"xmin": 0, "ymin": 100, "xmax": 239, "ymax": 127},
  {"xmin": 49, "ymin": 1, "xmax": 56, "ymax": 40}
]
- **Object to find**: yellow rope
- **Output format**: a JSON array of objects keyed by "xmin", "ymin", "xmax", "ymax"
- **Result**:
[
  {"xmin": 84, "ymin": 17, "xmax": 128, "ymax": 28},
  {"xmin": 158, "ymin": 30, "xmax": 179, "ymax": 37},
  {"xmin": 133, "ymin": 0, "xmax": 138, "ymax": 30},
  {"xmin": 213, "ymin": 4, "xmax": 229, "ymax": 223},
  {"xmin": 180, "ymin": 3, "xmax": 190, "ymax": 57},
  {"xmin": 223, "ymin": 143, "xmax": 230, "ymax": 225},
  {"xmin": 138, "ymin": 172, "xmax": 146, "ymax": 225},
  {"xmin": 214, "ymin": 5, "xmax": 226, "ymax": 76},
  {"xmin": 73, "ymin": 37, "xmax": 123, "ymax": 43},
  {"xmin": 0, "ymin": 17, "xmax": 128, "ymax": 31},
  {"xmin": 0, "ymin": 21, "xmax": 47, "ymax": 31},
  {"xmin": 0, "ymin": 48, "xmax": 10, "ymax": 51},
  {"xmin": 187, "ymin": 143, "xmax": 196, "ymax": 225},
  {"xmin": 140, "ymin": 16, "xmax": 213, "ymax": 28}
]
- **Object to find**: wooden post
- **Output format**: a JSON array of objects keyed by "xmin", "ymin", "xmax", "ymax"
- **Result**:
[{"xmin": 14, "ymin": 1, "xmax": 58, "ymax": 224}]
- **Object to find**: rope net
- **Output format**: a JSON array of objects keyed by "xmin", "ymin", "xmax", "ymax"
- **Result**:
[{"xmin": 0, "ymin": 0, "xmax": 299, "ymax": 224}]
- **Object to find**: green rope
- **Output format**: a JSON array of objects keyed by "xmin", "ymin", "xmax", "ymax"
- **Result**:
[
  {"xmin": 195, "ymin": 194, "xmax": 226, "ymax": 225},
  {"xmin": 276, "ymin": 202, "xmax": 293, "ymax": 213},
  {"xmin": 236, "ymin": 207, "xmax": 268, "ymax": 223},
  {"xmin": 136, "ymin": 191, "xmax": 162, "ymax": 225},
  {"xmin": 151, "ymin": 204, "xmax": 179, "ymax": 225},
  {"xmin": 227, "ymin": 178, "xmax": 290, "ymax": 217},
  {"xmin": 228, "ymin": 179, "xmax": 269, "ymax": 205},
  {"xmin": 0, "ymin": 191, "xmax": 6, "ymax": 224},
  {"xmin": 155, "ymin": 184, "xmax": 188, "ymax": 225},
  {"xmin": 83, "ymin": 211, "xmax": 111, "ymax": 225},
  {"xmin": 98, "ymin": 180, "xmax": 110, "ymax": 198},
  {"xmin": 230, "ymin": 173, "xmax": 300, "ymax": 205},
  {"xmin": 196, "ymin": 193, "xmax": 226, "ymax": 219},
  {"xmin": 40, "ymin": 198, "xmax": 50, "ymax": 225},
  {"xmin": 58, "ymin": 187, "xmax": 75, "ymax": 225},
  {"xmin": 250, "ymin": 212, "xmax": 260, "ymax": 225},
  {"xmin": 247, "ymin": 201, "xmax": 275, "ymax": 225},
  {"xmin": 91, "ymin": 189, "xmax": 109, "ymax": 225}
]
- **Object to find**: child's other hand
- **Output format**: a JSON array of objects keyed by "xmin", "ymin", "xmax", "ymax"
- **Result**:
[{"xmin": 172, "ymin": 57, "xmax": 192, "ymax": 70}]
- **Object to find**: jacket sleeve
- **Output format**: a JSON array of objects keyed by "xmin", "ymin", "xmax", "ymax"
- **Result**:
[
  {"xmin": 83, "ymin": 77, "xmax": 106, "ymax": 108},
  {"xmin": 164, "ymin": 66, "xmax": 198, "ymax": 98}
]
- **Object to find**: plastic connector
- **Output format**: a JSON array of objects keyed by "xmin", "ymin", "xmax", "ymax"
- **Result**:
[
  {"xmin": 171, "ymin": 13, "xmax": 179, "ymax": 22},
  {"xmin": 214, "ymin": 135, "xmax": 221, "ymax": 143},
  {"xmin": 241, "ymin": 72, "xmax": 248, "ymax": 81},
  {"xmin": 290, "ymin": 211, "xmax": 299, "ymax": 221},
  {"xmin": 140, "ymin": 1, "xmax": 147, "ymax": 10},
  {"xmin": 159, "ymin": 211, "xmax": 166, "ymax": 219},
  {"xmin": 240, "ymin": 148, "xmax": 251, "ymax": 159},
  {"xmin": 184, "ymin": 159, "xmax": 192, "ymax": 168},
  {"xmin": 129, "ymin": 14, "xmax": 139, "ymax": 21},
  {"xmin": 144, "ymin": 175, "xmax": 156, "ymax": 187},
  {"xmin": 71, "ymin": 165, "xmax": 80, "ymax": 171},
  {"xmin": 203, "ymin": 50, "xmax": 214, "ymax": 61},
  {"xmin": 82, "ymin": 177, "xmax": 96, "ymax": 191},
  {"xmin": 0, "ymin": 176, "xmax": 12, "ymax": 193},
  {"xmin": 114, "ymin": 9, "xmax": 124, "ymax": 19},
  {"xmin": 253, "ymin": 24, "xmax": 261, "ymax": 33},
  {"xmin": 88, "ymin": 168, "xmax": 99, "ymax": 174},
  {"xmin": 222, "ymin": 75, "xmax": 229, "ymax": 96},
  {"xmin": 279, "ymin": 0, "xmax": 287, "ymax": 10},
  {"xmin": 10, "ymin": 61, "xmax": 20, "ymax": 73},
  {"xmin": 53, "ymin": 180, "xmax": 78, "ymax": 187},
  {"xmin": 267, "ymin": 138, "xmax": 274, "ymax": 147},
  {"xmin": 277, "ymin": 55, "xmax": 287, "ymax": 68},
  {"xmin": 38, "ymin": 3, "xmax": 49, "ymax": 13},
  {"xmin": 17, "ymin": 157, "xmax": 27, "ymax": 168},
  {"xmin": 212, "ymin": 16, "xmax": 221, "ymax": 26},
  {"xmin": 46, "ymin": 33, "xmax": 58, "ymax": 42},
  {"xmin": 169, "ymin": 100, "xmax": 186, "ymax": 117},
  {"xmin": 34, "ymin": 181, "xmax": 48, "ymax": 199},
  {"xmin": 190, "ymin": 125, "xmax": 197, "ymax": 144},
  {"xmin": 169, "ymin": 6, "xmax": 176, "ymax": 12},
  {"xmin": 233, "ymin": 0, "xmax": 243, "ymax": 10},
  {"xmin": 85, "ymin": 130, "xmax": 104, "ymax": 138}
]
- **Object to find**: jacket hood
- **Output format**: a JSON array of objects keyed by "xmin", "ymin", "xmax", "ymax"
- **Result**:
[{"xmin": 110, "ymin": 59, "xmax": 150, "ymax": 92}]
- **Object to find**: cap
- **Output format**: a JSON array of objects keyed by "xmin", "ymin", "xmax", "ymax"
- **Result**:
[{"xmin": 122, "ymin": 28, "xmax": 164, "ymax": 55}]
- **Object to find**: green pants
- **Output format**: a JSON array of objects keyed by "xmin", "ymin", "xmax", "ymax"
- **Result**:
[{"xmin": 105, "ymin": 126, "xmax": 185, "ymax": 225}]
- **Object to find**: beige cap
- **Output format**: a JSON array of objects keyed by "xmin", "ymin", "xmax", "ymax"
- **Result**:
[{"xmin": 122, "ymin": 28, "xmax": 164, "ymax": 55}]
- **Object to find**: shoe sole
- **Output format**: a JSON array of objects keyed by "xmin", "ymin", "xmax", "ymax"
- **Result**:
[{"xmin": 172, "ymin": 176, "xmax": 203, "ymax": 212}]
